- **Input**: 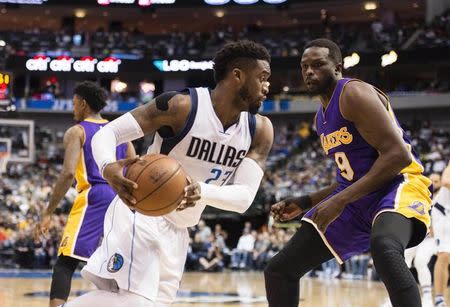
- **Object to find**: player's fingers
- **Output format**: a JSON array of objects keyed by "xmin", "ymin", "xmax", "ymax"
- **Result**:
[
  {"xmin": 184, "ymin": 194, "xmax": 201, "ymax": 204},
  {"xmin": 184, "ymin": 183, "xmax": 200, "ymax": 195},
  {"xmin": 122, "ymin": 156, "xmax": 140, "ymax": 167},
  {"xmin": 119, "ymin": 177, "xmax": 138, "ymax": 190},
  {"xmin": 177, "ymin": 200, "xmax": 195, "ymax": 211},
  {"xmin": 118, "ymin": 190, "xmax": 136, "ymax": 207}
]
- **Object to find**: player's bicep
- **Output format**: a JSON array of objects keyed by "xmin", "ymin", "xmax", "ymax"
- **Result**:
[
  {"xmin": 341, "ymin": 82, "xmax": 405, "ymax": 154},
  {"xmin": 62, "ymin": 126, "xmax": 83, "ymax": 175},
  {"xmin": 246, "ymin": 115, "xmax": 274, "ymax": 170},
  {"xmin": 130, "ymin": 92, "xmax": 190, "ymax": 136}
]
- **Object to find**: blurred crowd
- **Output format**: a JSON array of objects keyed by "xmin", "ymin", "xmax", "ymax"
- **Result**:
[
  {"xmin": 0, "ymin": 118, "xmax": 448, "ymax": 273},
  {"xmin": 1, "ymin": 10, "xmax": 449, "ymax": 60}
]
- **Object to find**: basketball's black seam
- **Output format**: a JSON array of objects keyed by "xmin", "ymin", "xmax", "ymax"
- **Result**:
[
  {"xmin": 137, "ymin": 190, "xmax": 185, "ymax": 212},
  {"xmin": 136, "ymin": 164, "xmax": 182, "ymax": 203},
  {"xmin": 127, "ymin": 156, "xmax": 166, "ymax": 183}
]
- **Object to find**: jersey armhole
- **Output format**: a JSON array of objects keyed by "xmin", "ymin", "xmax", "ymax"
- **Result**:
[
  {"xmin": 160, "ymin": 88, "xmax": 198, "ymax": 155},
  {"xmin": 76, "ymin": 124, "xmax": 86, "ymax": 146},
  {"xmin": 248, "ymin": 113, "xmax": 256, "ymax": 143}
]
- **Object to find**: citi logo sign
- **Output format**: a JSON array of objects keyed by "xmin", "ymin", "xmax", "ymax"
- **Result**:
[{"xmin": 25, "ymin": 55, "xmax": 121, "ymax": 73}]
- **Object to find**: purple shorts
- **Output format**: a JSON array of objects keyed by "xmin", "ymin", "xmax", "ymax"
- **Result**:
[
  {"xmin": 302, "ymin": 174, "xmax": 432, "ymax": 263},
  {"xmin": 59, "ymin": 184, "xmax": 116, "ymax": 260}
]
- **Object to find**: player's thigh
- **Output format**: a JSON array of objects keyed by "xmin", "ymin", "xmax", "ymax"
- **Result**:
[
  {"xmin": 265, "ymin": 221, "xmax": 333, "ymax": 277},
  {"xmin": 156, "ymin": 220, "xmax": 190, "ymax": 304}
]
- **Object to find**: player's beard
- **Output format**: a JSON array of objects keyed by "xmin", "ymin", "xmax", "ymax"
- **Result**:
[
  {"xmin": 239, "ymin": 83, "xmax": 259, "ymax": 114},
  {"xmin": 309, "ymin": 74, "xmax": 335, "ymax": 96}
]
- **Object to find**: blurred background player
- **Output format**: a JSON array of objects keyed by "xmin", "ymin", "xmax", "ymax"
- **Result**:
[
  {"xmin": 404, "ymin": 219, "xmax": 436, "ymax": 306},
  {"xmin": 265, "ymin": 38, "xmax": 432, "ymax": 307},
  {"xmin": 432, "ymin": 164, "xmax": 450, "ymax": 307},
  {"xmin": 64, "ymin": 40, "xmax": 273, "ymax": 306},
  {"xmin": 34, "ymin": 81, "xmax": 135, "ymax": 307}
]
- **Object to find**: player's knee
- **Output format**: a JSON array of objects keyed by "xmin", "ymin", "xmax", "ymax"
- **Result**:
[
  {"xmin": 264, "ymin": 254, "xmax": 306, "ymax": 280},
  {"xmin": 53, "ymin": 256, "xmax": 79, "ymax": 276},
  {"xmin": 50, "ymin": 256, "xmax": 79, "ymax": 300},
  {"xmin": 370, "ymin": 234, "xmax": 403, "ymax": 260},
  {"xmin": 264, "ymin": 254, "xmax": 288, "ymax": 280}
]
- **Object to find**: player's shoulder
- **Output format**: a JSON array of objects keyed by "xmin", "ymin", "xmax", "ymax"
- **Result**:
[
  {"xmin": 254, "ymin": 114, "xmax": 273, "ymax": 131},
  {"xmin": 341, "ymin": 79, "xmax": 378, "ymax": 101},
  {"xmin": 63, "ymin": 124, "xmax": 84, "ymax": 143},
  {"xmin": 252, "ymin": 114, "xmax": 274, "ymax": 145},
  {"xmin": 166, "ymin": 90, "xmax": 192, "ymax": 116}
]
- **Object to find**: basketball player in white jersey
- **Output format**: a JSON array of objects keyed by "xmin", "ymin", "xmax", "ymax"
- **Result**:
[
  {"xmin": 432, "ymin": 163, "xmax": 450, "ymax": 307},
  {"xmin": 403, "ymin": 173, "xmax": 441, "ymax": 307},
  {"xmin": 63, "ymin": 40, "xmax": 273, "ymax": 307}
]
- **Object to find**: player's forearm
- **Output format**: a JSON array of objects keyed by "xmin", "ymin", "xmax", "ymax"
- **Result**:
[
  {"xmin": 92, "ymin": 112, "xmax": 144, "ymax": 175},
  {"xmin": 199, "ymin": 183, "xmax": 257, "ymax": 213},
  {"xmin": 284, "ymin": 183, "xmax": 338, "ymax": 210},
  {"xmin": 335, "ymin": 149, "xmax": 411, "ymax": 205},
  {"xmin": 198, "ymin": 157, "xmax": 263, "ymax": 214},
  {"xmin": 45, "ymin": 172, "xmax": 74, "ymax": 215}
]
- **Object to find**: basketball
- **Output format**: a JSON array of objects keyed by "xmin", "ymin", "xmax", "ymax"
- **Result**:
[{"xmin": 125, "ymin": 154, "xmax": 188, "ymax": 216}]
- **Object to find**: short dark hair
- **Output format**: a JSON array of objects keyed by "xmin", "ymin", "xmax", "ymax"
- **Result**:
[
  {"xmin": 304, "ymin": 38, "xmax": 342, "ymax": 64},
  {"xmin": 213, "ymin": 40, "xmax": 271, "ymax": 83},
  {"xmin": 73, "ymin": 81, "xmax": 107, "ymax": 113}
]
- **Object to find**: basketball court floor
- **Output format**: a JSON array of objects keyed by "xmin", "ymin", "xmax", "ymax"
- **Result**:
[{"xmin": 1, "ymin": 270, "xmax": 438, "ymax": 307}]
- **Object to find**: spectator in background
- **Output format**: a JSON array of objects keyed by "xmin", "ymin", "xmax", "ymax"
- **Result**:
[
  {"xmin": 199, "ymin": 235, "xmax": 224, "ymax": 272},
  {"xmin": 253, "ymin": 231, "xmax": 271, "ymax": 270},
  {"xmin": 231, "ymin": 229, "xmax": 256, "ymax": 270},
  {"xmin": 197, "ymin": 219, "xmax": 212, "ymax": 243}
]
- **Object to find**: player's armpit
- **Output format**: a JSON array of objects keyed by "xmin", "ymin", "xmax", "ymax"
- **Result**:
[
  {"xmin": 130, "ymin": 92, "xmax": 191, "ymax": 136},
  {"xmin": 246, "ymin": 115, "xmax": 274, "ymax": 170}
]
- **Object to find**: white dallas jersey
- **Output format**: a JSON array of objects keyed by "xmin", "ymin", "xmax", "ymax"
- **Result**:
[
  {"xmin": 147, "ymin": 87, "xmax": 256, "ymax": 228},
  {"xmin": 434, "ymin": 186, "xmax": 450, "ymax": 211}
]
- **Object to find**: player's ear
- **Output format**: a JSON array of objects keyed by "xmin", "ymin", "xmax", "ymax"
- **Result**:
[
  {"xmin": 232, "ymin": 68, "xmax": 244, "ymax": 83},
  {"xmin": 335, "ymin": 62, "xmax": 343, "ymax": 75}
]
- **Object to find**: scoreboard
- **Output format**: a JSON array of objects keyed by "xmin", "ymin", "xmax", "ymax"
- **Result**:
[{"xmin": 0, "ymin": 72, "xmax": 13, "ymax": 112}]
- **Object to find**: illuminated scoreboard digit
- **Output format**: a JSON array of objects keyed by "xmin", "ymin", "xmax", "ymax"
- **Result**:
[
  {"xmin": 0, "ymin": 72, "xmax": 11, "ymax": 100},
  {"xmin": 0, "ymin": 72, "xmax": 13, "ymax": 111}
]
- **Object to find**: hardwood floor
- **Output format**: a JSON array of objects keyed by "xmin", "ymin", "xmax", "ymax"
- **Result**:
[{"xmin": 0, "ymin": 271, "xmax": 441, "ymax": 307}]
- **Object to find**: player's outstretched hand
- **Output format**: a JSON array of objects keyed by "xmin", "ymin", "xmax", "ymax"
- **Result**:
[
  {"xmin": 33, "ymin": 213, "xmax": 51, "ymax": 242},
  {"xmin": 311, "ymin": 199, "xmax": 346, "ymax": 233},
  {"xmin": 270, "ymin": 200, "xmax": 303, "ymax": 222},
  {"xmin": 103, "ymin": 156, "xmax": 140, "ymax": 208},
  {"xmin": 177, "ymin": 176, "xmax": 201, "ymax": 211}
]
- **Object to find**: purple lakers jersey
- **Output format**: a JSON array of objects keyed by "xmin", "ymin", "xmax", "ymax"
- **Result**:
[
  {"xmin": 75, "ymin": 118, "xmax": 128, "ymax": 191},
  {"xmin": 316, "ymin": 78, "xmax": 425, "ymax": 187}
]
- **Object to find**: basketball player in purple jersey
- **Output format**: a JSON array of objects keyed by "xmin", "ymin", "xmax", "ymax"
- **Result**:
[
  {"xmin": 265, "ymin": 39, "xmax": 432, "ymax": 307},
  {"xmin": 34, "ymin": 81, "xmax": 135, "ymax": 307}
]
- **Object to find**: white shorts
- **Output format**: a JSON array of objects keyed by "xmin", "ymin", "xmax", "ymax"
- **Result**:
[
  {"xmin": 82, "ymin": 196, "xmax": 190, "ymax": 304},
  {"xmin": 404, "ymin": 236, "xmax": 435, "ymax": 267},
  {"xmin": 432, "ymin": 206, "xmax": 450, "ymax": 253}
]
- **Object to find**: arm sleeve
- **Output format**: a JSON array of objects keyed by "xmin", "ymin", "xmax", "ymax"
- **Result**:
[
  {"xmin": 92, "ymin": 112, "xmax": 144, "ymax": 176},
  {"xmin": 198, "ymin": 157, "xmax": 264, "ymax": 214}
]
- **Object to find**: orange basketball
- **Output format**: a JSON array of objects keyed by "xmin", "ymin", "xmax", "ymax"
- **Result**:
[{"xmin": 125, "ymin": 154, "xmax": 188, "ymax": 216}]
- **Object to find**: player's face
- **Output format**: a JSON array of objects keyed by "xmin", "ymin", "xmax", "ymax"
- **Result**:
[
  {"xmin": 301, "ymin": 47, "xmax": 340, "ymax": 95},
  {"xmin": 73, "ymin": 94, "xmax": 85, "ymax": 121},
  {"xmin": 239, "ymin": 59, "xmax": 271, "ymax": 114},
  {"xmin": 430, "ymin": 173, "xmax": 441, "ymax": 191}
]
